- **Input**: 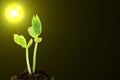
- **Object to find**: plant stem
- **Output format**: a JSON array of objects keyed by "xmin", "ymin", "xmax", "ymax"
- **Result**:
[
  {"xmin": 26, "ymin": 48, "xmax": 32, "ymax": 74},
  {"xmin": 32, "ymin": 42, "xmax": 38, "ymax": 73}
]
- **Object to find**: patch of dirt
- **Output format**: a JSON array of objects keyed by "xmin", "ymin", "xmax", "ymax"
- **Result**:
[{"xmin": 11, "ymin": 70, "xmax": 55, "ymax": 80}]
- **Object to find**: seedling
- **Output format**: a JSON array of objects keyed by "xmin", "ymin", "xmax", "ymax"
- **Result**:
[{"xmin": 13, "ymin": 15, "xmax": 42, "ymax": 74}]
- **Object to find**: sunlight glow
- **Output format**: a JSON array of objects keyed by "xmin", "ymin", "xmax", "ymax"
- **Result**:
[{"xmin": 5, "ymin": 4, "xmax": 24, "ymax": 23}]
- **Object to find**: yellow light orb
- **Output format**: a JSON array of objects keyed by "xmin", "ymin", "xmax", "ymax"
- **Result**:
[{"xmin": 5, "ymin": 4, "xmax": 23, "ymax": 23}]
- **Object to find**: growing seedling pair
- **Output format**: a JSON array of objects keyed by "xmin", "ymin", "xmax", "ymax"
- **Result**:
[{"xmin": 14, "ymin": 15, "xmax": 42, "ymax": 74}]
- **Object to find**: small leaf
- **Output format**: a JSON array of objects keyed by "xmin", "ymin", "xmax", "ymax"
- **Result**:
[
  {"xmin": 13, "ymin": 34, "xmax": 27, "ymax": 48},
  {"xmin": 36, "ymin": 15, "xmax": 42, "ymax": 34},
  {"xmin": 32, "ymin": 15, "xmax": 42, "ymax": 36},
  {"xmin": 27, "ymin": 39, "xmax": 33, "ymax": 48},
  {"xmin": 28, "ymin": 27, "xmax": 36, "ymax": 38},
  {"xmin": 34, "ymin": 38, "xmax": 42, "ymax": 43}
]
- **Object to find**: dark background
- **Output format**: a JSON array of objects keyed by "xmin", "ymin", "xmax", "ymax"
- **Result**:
[{"xmin": 0, "ymin": 0, "xmax": 119, "ymax": 80}]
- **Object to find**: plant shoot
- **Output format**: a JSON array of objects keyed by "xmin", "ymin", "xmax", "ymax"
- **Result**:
[{"xmin": 13, "ymin": 15, "xmax": 42, "ymax": 74}]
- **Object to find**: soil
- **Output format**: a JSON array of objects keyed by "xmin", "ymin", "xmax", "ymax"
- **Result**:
[{"xmin": 11, "ymin": 70, "xmax": 55, "ymax": 80}]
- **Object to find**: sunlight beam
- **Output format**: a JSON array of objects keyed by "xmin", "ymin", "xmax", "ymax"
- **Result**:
[{"xmin": 5, "ymin": 4, "xmax": 24, "ymax": 23}]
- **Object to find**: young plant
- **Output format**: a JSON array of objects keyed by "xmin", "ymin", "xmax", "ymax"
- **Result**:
[
  {"xmin": 13, "ymin": 34, "xmax": 33, "ymax": 74},
  {"xmin": 13, "ymin": 15, "xmax": 42, "ymax": 74},
  {"xmin": 28, "ymin": 15, "xmax": 42, "ymax": 73}
]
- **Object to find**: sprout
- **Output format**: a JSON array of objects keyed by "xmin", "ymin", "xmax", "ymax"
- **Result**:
[
  {"xmin": 13, "ymin": 34, "xmax": 32, "ymax": 74},
  {"xmin": 13, "ymin": 15, "xmax": 42, "ymax": 74},
  {"xmin": 28, "ymin": 15, "xmax": 42, "ymax": 73}
]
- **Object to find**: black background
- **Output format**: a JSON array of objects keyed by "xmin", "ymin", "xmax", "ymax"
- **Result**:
[{"xmin": 0, "ymin": 0, "xmax": 119, "ymax": 80}]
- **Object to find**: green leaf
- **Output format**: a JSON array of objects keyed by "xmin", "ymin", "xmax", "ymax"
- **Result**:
[
  {"xmin": 13, "ymin": 34, "xmax": 27, "ymax": 48},
  {"xmin": 32, "ymin": 15, "xmax": 42, "ymax": 37},
  {"xmin": 27, "ymin": 39, "xmax": 33, "ymax": 48},
  {"xmin": 34, "ymin": 38, "xmax": 42, "ymax": 43},
  {"xmin": 28, "ymin": 27, "xmax": 36, "ymax": 38}
]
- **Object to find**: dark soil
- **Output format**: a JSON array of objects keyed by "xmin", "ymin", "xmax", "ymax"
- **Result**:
[{"xmin": 11, "ymin": 70, "xmax": 55, "ymax": 80}]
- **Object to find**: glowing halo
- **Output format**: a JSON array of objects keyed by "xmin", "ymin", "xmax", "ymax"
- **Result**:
[{"xmin": 5, "ymin": 4, "xmax": 24, "ymax": 23}]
